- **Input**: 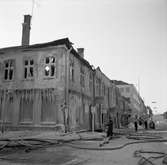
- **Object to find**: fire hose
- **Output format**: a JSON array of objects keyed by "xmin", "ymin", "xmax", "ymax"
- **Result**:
[{"xmin": 134, "ymin": 150, "xmax": 167, "ymax": 165}]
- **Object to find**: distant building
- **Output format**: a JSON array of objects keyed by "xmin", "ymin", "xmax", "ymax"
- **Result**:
[
  {"xmin": 111, "ymin": 80, "xmax": 146, "ymax": 117},
  {"xmin": 93, "ymin": 67, "xmax": 110, "ymax": 130}
]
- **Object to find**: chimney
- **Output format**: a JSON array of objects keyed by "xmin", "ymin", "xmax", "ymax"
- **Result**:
[
  {"xmin": 21, "ymin": 15, "xmax": 31, "ymax": 46},
  {"xmin": 77, "ymin": 48, "xmax": 84, "ymax": 58}
]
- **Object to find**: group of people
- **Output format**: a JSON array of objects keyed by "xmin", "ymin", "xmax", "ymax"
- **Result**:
[
  {"xmin": 103, "ymin": 115, "xmax": 155, "ymax": 141},
  {"xmin": 134, "ymin": 115, "xmax": 155, "ymax": 132}
]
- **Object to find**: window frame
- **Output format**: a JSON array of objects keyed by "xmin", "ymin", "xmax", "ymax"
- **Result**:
[
  {"xmin": 3, "ymin": 59, "xmax": 15, "ymax": 81},
  {"xmin": 23, "ymin": 58, "xmax": 34, "ymax": 80},
  {"xmin": 80, "ymin": 65, "xmax": 85, "ymax": 88},
  {"xmin": 43, "ymin": 56, "xmax": 57, "ymax": 78}
]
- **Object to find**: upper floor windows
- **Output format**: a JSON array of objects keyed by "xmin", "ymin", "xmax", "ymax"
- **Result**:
[
  {"xmin": 24, "ymin": 59, "xmax": 34, "ymax": 79},
  {"xmin": 44, "ymin": 56, "xmax": 56, "ymax": 78},
  {"xmin": 80, "ymin": 65, "xmax": 85, "ymax": 87},
  {"xmin": 4, "ymin": 59, "xmax": 15, "ymax": 81},
  {"xmin": 126, "ymin": 87, "xmax": 130, "ymax": 93},
  {"xmin": 89, "ymin": 72, "xmax": 93, "ymax": 93},
  {"xmin": 69, "ymin": 57, "xmax": 75, "ymax": 82}
]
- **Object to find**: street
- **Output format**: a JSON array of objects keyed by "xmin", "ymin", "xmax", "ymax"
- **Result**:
[{"xmin": 0, "ymin": 130, "xmax": 166, "ymax": 165}]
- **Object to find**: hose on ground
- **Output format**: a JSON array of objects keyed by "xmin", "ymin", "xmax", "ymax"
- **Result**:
[
  {"xmin": 126, "ymin": 133, "xmax": 163, "ymax": 140},
  {"xmin": 134, "ymin": 150, "xmax": 167, "ymax": 165},
  {"xmin": 0, "ymin": 132, "xmax": 165, "ymax": 153},
  {"xmin": 65, "ymin": 139, "xmax": 167, "ymax": 151}
]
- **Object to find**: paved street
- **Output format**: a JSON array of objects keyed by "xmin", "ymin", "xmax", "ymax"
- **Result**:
[{"xmin": 0, "ymin": 129, "xmax": 166, "ymax": 165}]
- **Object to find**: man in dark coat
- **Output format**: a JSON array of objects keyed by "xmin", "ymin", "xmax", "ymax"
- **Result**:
[
  {"xmin": 106, "ymin": 119, "xmax": 113, "ymax": 139},
  {"xmin": 134, "ymin": 115, "xmax": 138, "ymax": 132}
]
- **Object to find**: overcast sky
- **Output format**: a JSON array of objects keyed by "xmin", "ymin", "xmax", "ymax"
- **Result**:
[{"xmin": 0, "ymin": 0, "xmax": 167, "ymax": 114}]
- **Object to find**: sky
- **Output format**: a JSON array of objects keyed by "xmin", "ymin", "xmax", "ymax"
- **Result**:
[{"xmin": 0, "ymin": 0, "xmax": 166, "ymax": 114}]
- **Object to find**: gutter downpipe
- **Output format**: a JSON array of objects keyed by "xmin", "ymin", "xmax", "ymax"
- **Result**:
[
  {"xmin": 64, "ymin": 47, "xmax": 72, "ymax": 133},
  {"xmin": 92, "ymin": 68, "xmax": 96, "ymax": 132}
]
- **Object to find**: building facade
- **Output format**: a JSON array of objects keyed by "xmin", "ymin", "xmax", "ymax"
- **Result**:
[
  {"xmin": 111, "ymin": 80, "xmax": 146, "ymax": 118},
  {"xmin": 93, "ymin": 67, "xmax": 110, "ymax": 130},
  {"xmin": 0, "ymin": 38, "xmax": 95, "ymax": 131},
  {"xmin": 0, "ymin": 15, "xmax": 147, "ymax": 132}
]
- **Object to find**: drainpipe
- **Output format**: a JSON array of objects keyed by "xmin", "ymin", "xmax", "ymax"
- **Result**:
[
  {"xmin": 64, "ymin": 47, "xmax": 72, "ymax": 132},
  {"xmin": 1, "ymin": 90, "xmax": 6, "ymax": 133},
  {"xmin": 92, "ymin": 68, "xmax": 96, "ymax": 132}
]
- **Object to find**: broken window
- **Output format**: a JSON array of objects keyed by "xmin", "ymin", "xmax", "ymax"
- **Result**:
[
  {"xmin": 24, "ymin": 59, "xmax": 34, "ymax": 79},
  {"xmin": 4, "ymin": 59, "xmax": 15, "ymax": 81},
  {"xmin": 44, "ymin": 56, "xmax": 56, "ymax": 77}
]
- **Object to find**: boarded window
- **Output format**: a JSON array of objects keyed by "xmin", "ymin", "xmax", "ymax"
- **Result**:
[
  {"xmin": 41, "ymin": 97, "xmax": 56, "ymax": 122},
  {"xmin": 4, "ymin": 59, "xmax": 15, "ymax": 81},
  {"xmin": 4, "ymin": 95, "xmax": 13, "ymax": 122},
  {"xmin": 20, "ymin": 98, "xmax": 33, "ymax": 122},
  {"xmin": 44, "ymin": 56, "xmax": 56, "ymax": 78}
]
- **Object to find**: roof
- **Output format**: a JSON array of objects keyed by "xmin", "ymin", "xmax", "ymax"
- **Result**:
[
  {"xmin": 111, "ymin": 80, "xmax": 130, "ymax": 85},
  {"xmin": 0, "ymin": 38, "xmax": 72, "ymax": 51},
  {"xmin": 0, "ymin": 37, "xmax": 92, "ymax": 69}
]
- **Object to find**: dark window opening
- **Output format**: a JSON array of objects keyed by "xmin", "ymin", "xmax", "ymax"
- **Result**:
[
  {"xmin": 45, "ymin": 57, "xmax": 49, "ymax": 64},
  {"xmin": 30, "ymin": 60, "xmax": 34, "ymax": 65},
  {"xmin": 51, "ymin": 65, "xmax": 55, "ymax": 76},
  {"xmin": 24, "ymin": 68, "xmax": 27, "ymax": 79},
  {"xmin": 9, "ymin": 70, "xmax": 13, "ymax": 80},
  {"xmin": 4, "ymin": 69, "xmax": 8, "ymax": 80},
  {"xmin": 30, "ymin": 67, "xmax": 33, "ymax": 77},
  {"xmin": 25, "ymin": 60, "xmax": 28, "ymax": 65},
  {"xmin": 5, "ymin": 63, "xmax": 8, "ymax": 68}
]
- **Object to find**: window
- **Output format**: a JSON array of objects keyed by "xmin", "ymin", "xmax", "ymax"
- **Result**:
[
  {"xmin": 44, "ymin": 56, "xmax": 56, "ymax": 77},
  {"xmin": 126, "ymin": 87, "xmax": 130, "ymax": 93},
  {"xmin": 89, "ymin": 72, "xmax": 93, "ymax": 92},
  {"xmin": 24, "ymin": 59, "xmax": 34, "ymax": 79},
  {"xmin": 69, "ymin": 58, "xmax": 74, "ymax": 82},
  {"xmin": 96, "ymin": 78, "xmax": 100, "ymax": 96},
  {"xmin": 102, "ymin": 83, "xmax": 105, "ymax": 96},
  {"xmin": 80, "ymin": 65, "xmax": 85, "ymax": 87},
  {"xmin": 4, "ymin": 59, "xmax": 14, "ymax": 81}
]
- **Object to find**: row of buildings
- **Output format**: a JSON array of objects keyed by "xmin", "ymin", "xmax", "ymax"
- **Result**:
[{"xmin": 0, "ymin": 15, "xmax": 148, "ymax": 132}]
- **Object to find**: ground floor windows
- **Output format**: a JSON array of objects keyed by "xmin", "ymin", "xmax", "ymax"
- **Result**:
[
  {"xmin": 4, "ymin": 96, "xmax": 13, "ymax": 122},
  {"xmin": 19, "ymin": 98, "xmax": 33, "ymax": 122}
]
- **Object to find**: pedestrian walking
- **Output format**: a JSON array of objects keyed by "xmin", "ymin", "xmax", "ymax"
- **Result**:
[
  {"xmin": 106, "ymin": 118, "xmax": 113, "ymax": 139},
  {"xmin": 99, "ymin": 118, "xmax": 114, "ymax": 147},
  {"xmin": 149, "ymin": 120, "xmax": 155, "ymax": 129}
]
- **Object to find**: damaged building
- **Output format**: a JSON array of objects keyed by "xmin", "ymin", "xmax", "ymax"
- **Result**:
[
  {"xmin": 0, "ymin": 15, "xmax": 95, "ymax": 131},
  {"xmin": 0, "ymin": 15, "xmax": 146, "ymax": 132}
]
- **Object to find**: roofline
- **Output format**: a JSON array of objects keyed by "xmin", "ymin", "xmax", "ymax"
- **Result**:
[
  {"xmin": 0, "ymin": 37, "xmax": 93, "ymax": 70},
  {"xmin": 0, "ymin": 38, "xmax": 72, "ymax": 52}
]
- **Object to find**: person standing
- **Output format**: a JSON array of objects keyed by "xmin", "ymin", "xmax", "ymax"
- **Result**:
[
  {"xmin": 134, "ymin": 115, "xmax": 138, "ymax": 132},
  {"xmin": 144, "ymin": 120, "xmax": 148, "ymax": 130}
]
